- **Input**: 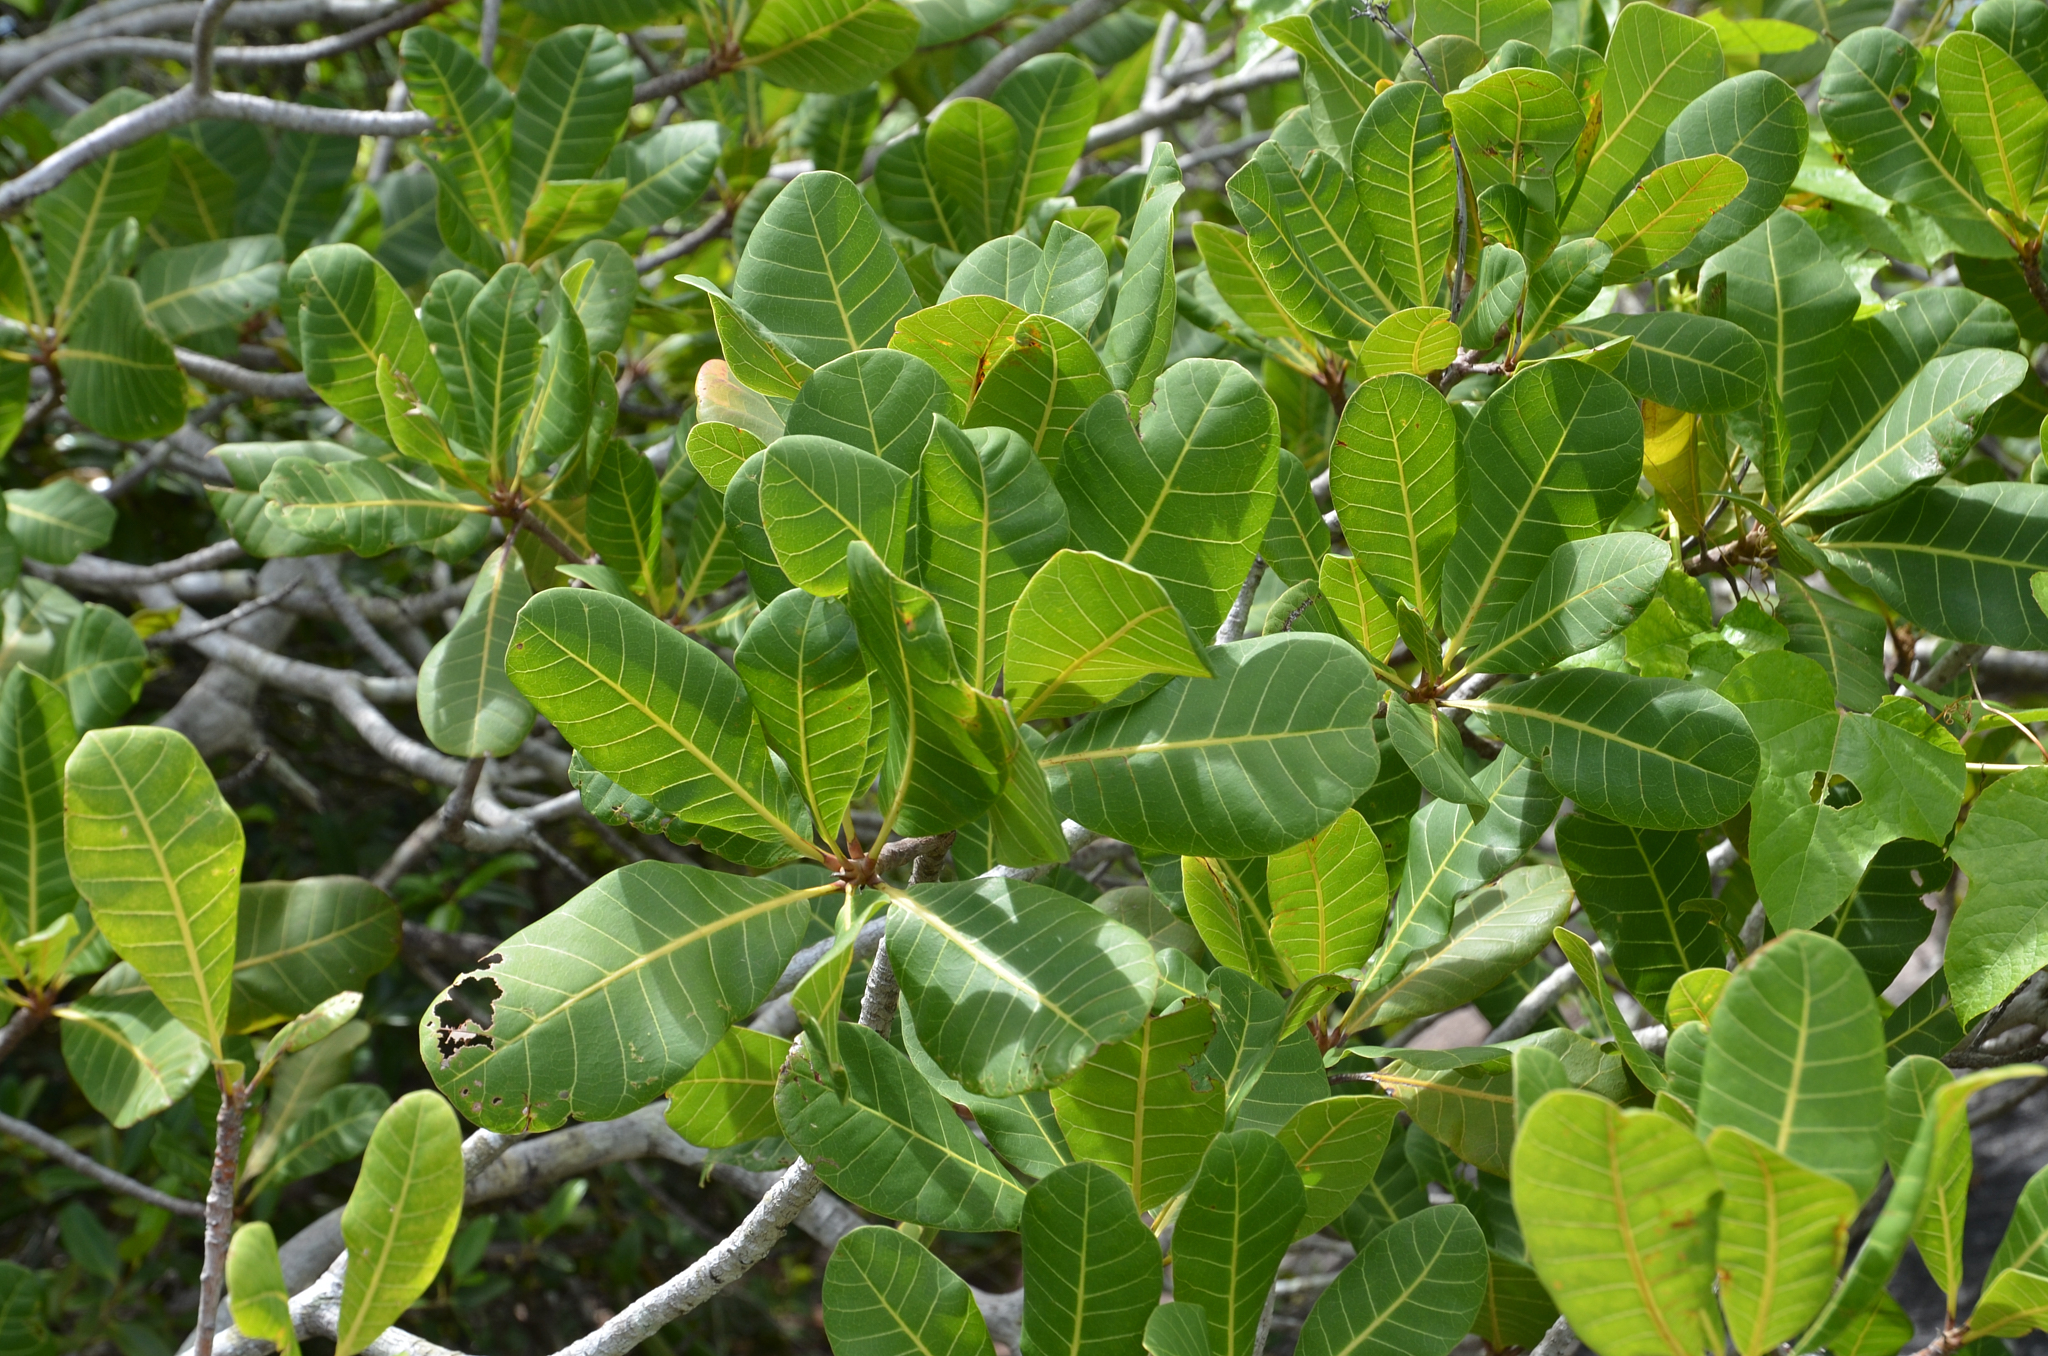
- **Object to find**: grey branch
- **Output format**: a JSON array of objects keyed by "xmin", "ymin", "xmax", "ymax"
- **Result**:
[
  {"xmin": 1084, "ymin": 55, "xmax": 1300, "ymax": 152},
  {"xmin": 311, "ymin": 556, "xmax": 416, "ymax": 680},
  {"xmin": 636, "ymin": 207, "xmax": 735, "ymax": 274},
  {"xmin": 145, "ymin": 581, "xmax": 300, "ymax": 646},
  {"xmin": 1486, "ymin": 941, "xmax": 1605, "ymax": 1042},
  {"xmin": 177, "ymin": 347, "xmax": 314, "ymax": 399},
  {"xmin": 944, "ymin": 0, "xmax": 1131, "ymax": 106},
  {"xmin": 1529, "ymin": 1316, "xmax": 1579, "ymax": 1356},
  {"xmin": 1215, "ymin": 556, "xmax": 1267, "ymax": 645},
  {"xmin": 0, "ymin": 0, "xmax": 414, "ymax": 75},
  {"xmin": 0, "ymin": 1108, "xmax": 207, "ymax": 1217}
]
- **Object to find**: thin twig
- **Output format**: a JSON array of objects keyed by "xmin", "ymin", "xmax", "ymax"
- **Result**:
[
  {"xmin": 193, "ymin": 1078, "xmax": 250, "ymax": 1356},
  {"xmin": 475, "ymin": 0, "xmax": 500, "ymax": 67},
  {"xmin": 635, "ymin": 207, "xmax": 734, "ymax": 275},
  {"xmin": 0, "ymin": 1109, "xmax": 207, "ymax": 1217},
  {"xmin": 373, "ymin": 755, "xmax": 487, "ymax": 889},
  {"xmin": 1214, "ymin": 557, "xmax": 1267, "ymax": 645},
  {"xmin": 145, "ymin": 581, "xmax": 300, "ymax": 646},
  {"xmin": 312, "ymin": 557, "xmax": 416, "ymax": 680},
  {"xmin": 1083, "ymin": 56, "xmax": 1300, "ymax": 152}
]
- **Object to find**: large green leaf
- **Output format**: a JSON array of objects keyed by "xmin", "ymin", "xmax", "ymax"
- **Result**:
[
  {"xmin": 1227, "ymin": 133, "xmax": 1397, "ymax": 342},
  {"xmin": 778, "ymin": 1018, "xmax": 1027, "ymax": 1229},
  {"xmin": 1658, "ymin": 70, "xmax": 1810, "ymax": 271},
  {"xmin": 1554, "ymin": 813, "xmax": 1720, "ymax": 1022},
  {"xmin": 1295, "ymin": 1205, "xmax": 1488, "ymax": 1356},
  {"xmin": 919, "ymin": 422, "xmax": 1068, "ymax": 688},
  {"xmin": 1946, "ymin": 766, "xmax": 2048, "ymax": 1023},
  {"xmin": 1020, "ymin": 1162, "xmax": 1162, "ymax": 1356},
  {"xmin": 666, "ymin": 1026, "xmax": 787, "ymax": 1148},
  {"xmin": 1798, "ymin": 349, "xmax": 2029, "ymax": 516},
  {"xmin": 1513, "ymin": 1090, "xmax": 1721, "ymax": 1356},
  {"xmin": 1443, "ymin": 68, "xmax": 1586, "ymax": 217},
  {"xmin": 507, "ymin": 587, "xmax": 809, "ymax": 848},
  {"xmin": 0, "ymin": 668, "xmax": 74, "ymax": 933},
  {"xmin": 1595, "ymin": 155, "xmax": 1749, "ymax": 283},
  {"xmin": 460, "ymin": 264, "xmax": 542, "ymax": 465},
  {"xmin": 260, "ymin": 457, "xmax": 478, "ymax": 558},
  {"xmin": 1437, "ymin": 362, "xmax": 1643, "ymax": 658},
  {"xmin": 822, "ymin": 1227, "xmax": 996, "ymax": 1356},
  {"xmin": 48, "ymin": 603, "xmax": 143, "ymax": 732},
  {"xmin": 54, "ymin": 279, "xmax": 185, "ymax": 442},
  {"xmin": 1936, "ymin": 30, "xmax": 2048, "ymax": 218},
  {"xmin": 1056, "ymin": 361, "xmax": 1279, "ymax": 635},
  {"xmin": 1466, "ymin": 533, "xmax": 1671, "ymax": 674},
  {"xmin": 606, "ymin": 121, "xmax": 723, "ymax": 233},
  {"xmin": 759, "ymin": 434, "xmax": 913, "ymax": 596},
  {"xmin": 227, "ymin": 1224, "xmax": 299, "ymax": 1356},
  {"xmin": 55, "ymin": 972, "xmax": 208, "ymax": 1128},
  {"xmin": 992, "ymin": 57, "xmax": 1098, "ymax": 231},
  {"xmin": 1278, "ymin": 1094, "xmax": 1399, "ymax": 1239},
  {"xmin": 227, "ymin": 877, "xmax": 397, "ymax": 1033},
  {"xmin": 1973, "ymin": 1161, "xmax": 2048, "ymax": 1339},
  {"xmin": 1456, "ymin": 668, "xmax": 1759, "ymax": 832},
  {"xmin": 37, "ymin": 92, "xmax": 167, "ymax": 321},
  {"xmin": 1696, "ymin": 929, "xmax": 1887, "ymax": 1198},
  {"xmin": 1563, "ymin": 5, "xmax": 1723, "ymax": 232},
  {"xmin": 1267, "ymin": 809, "xmax": 1387, "ymax": 981},
  {"xmin": 417, "ymin": 547, "xmax": 535, "ymax": 758},
  {"xmin": 1048, "ymin": 999, "xmax": 1225, "ymax": 1210},
  {"xmin": 926, "ymin": 99, "xmax": 1019, "ymax": 252},
  {"xmin": 786, "ymin": 349, "xmax": 948, "ymax": 474},
  {"xmin": 63, "ymin": 727, "xmax": 241, "ymax": 1054},
  {"xmin": 743, "ymin": 0, "xmax": 920, "ymax": 94},
  {"xmin": 247, "ymin": 1082, "xmax": 389, "ymax": 1196},
  {"xmin": 137, "ymin": 235, "xmax": 283, "ymax": 338},
  {"xmin": 733, "ymin": 590, "xmax": 874, "ymax": 838},
  {"xmin": 1353, "ymin": 81, "xmax": 1457, "ymax": 311},
  {"xmin": 1363, "ymin": 865, "xmax": 1574, "ymax": 1028},
  {"xmin": 289, "ymin": 244, "xmax": 448, "ymax": 443},
  {"xmin": 1777, "ymin": 574, "xmax": 1889, "ymax": 714},
  {"xmin": 886, "ymin": 877, "xmax": 1157, "ymax": 1098},
  {"xmin": 944, "ymin": 227, "xmax": 1107, "ymax": 335},
  {"xmin": 1818, "ymin": 28, "xmax": 1989, "ymax": 223},
  {"xmin": 1707, "ymin": 1126, "xmax": 1859, "ymax": 1356},
  {"xmin": 334, "ymin": 1091, "xmax": 464, "ymax": 1356},
  {"xmin": 420, "ymin": 861, "xmax": 818, "ymax": 1131},
  {"xmin": 729, "ymin": 171, "xmax": 918, "ymax": 365},
  {"xmin": 504, "ymin": 25, "xmax": 633, "ymax": 228},
  {"xmin": 1821, "ymin": 481, "xmax": 2048, "ymax": 648},
  {"xmin": 1041, "ymin": 633, "xmax": 1382, "ymax": 858},
  {"xmin": 1103, "ymin": 150, "xmax": 1185, "ymax": 407},
  {"xmin": 1329, "ymin": 373, "xmax": 1457, "ymax": 623},
  {"xmin": 1558, "ymin": 312, "xmax": 1767, "ymax": 415},
  {"xmin": 1724, "ymin": 651, "xmax": 1964, "ymax": 930},
  {"xmin": 1005, "ymin": 549, "xmax": 1213, "ymax": 721},
  {"xmin": 1172, "ymin": 1130, "xmax": 1306, "ymax": 1356}
]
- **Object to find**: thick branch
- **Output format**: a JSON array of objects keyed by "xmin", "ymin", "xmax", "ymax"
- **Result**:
[
  {"xmin": 945, "ymin": 0, "xmax": 1130, "ymax": 106},
  {"xmin": 0, "ymin": 1108, "xmax": 206, "ymax": 1217},
  {"xmin": 177, "ymin": 348, "xmax": 314, "ymax": 399},
  {"xmin": 0, "ymin": 0, "xmax": 413, "ymax": 74}
]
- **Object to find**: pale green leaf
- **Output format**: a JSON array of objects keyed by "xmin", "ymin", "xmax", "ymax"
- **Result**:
[{"xmin": 335, "ymin": 1091, "xmax": 464, "ymax": 1356}]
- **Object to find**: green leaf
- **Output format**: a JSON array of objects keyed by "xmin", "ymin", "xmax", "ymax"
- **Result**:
[
  {"xmin": 786, "ymin": 349, "xmax": 948, "ymax": 474},
  {"xmin": 137, "ymin": 235, "xmax": 283, "ymax": 338},
  {"xmin": 1442, "ymin": 68, "xmax": 1586, "ymax": 217},
  {"xmin": 63, "ymin": 727, "xmax": 240, "ymax": 1054},
  {"xmin": 992, "ymin": 56, "xmax": 1098, "ymax": 229},
  {"xmin": 919, "ymin": 421, "xmax": 1068, "ymax": 688},
  {"xmin": 1723, "ymin": 651, "xmax": 1965, "ymax": 930},
  {"xmin": 688, "ymin": 422, "xmax": 767, "ymax": 494},
  {"xmin": 1043, "ymin": 633, "xmax": 1382, "ymax": 858},
  {"xmin": 289, "ymin": 244, "xmax": 448, "ymax": 445},
  {"xmin": 237, "ymin": 111, "xmax": 356, "ymax": 257},
  {"xmin": 504, "ymin": 25, "xmax": 634, "ymax": 228},
  {"xmin": 743, "ymin": 0, "xmax": 921, "ymax": 94},
  {"xmin": 1438, "ymin": 362, "xmax": 1643, "ymax": 657},
  {"xmin": 1457, "ymin": 668, "xmax": 1759, "ymax": 832},
  {"xmin": 247, "ymin": 1082, "xmax": 389, "ymax": 1196},
  {"xmin": 1191, "ymin": 222, "xmax": 1329, "ymax": 372},
  {"xmin": 1353, "ymin": 81, "xmax": 1457, "ymax": 311},
  {"xmin": 44, "ymin": 603, "xmax": 139, "ymax": 735},
  {"xmin": 228, "ymin": 1223, "xmax": 300, "ymax": 1356},
  {"xmin": 1005, "ymin": 549, "xmax": 1212, "ymax": 722},
  {"xmin": 1706, "ymin": 1126, "xmax": 1860, "ymax": 1356},
  {"xmin": 1056, "ymin": 360, "xmax": 1279, "ymax": 636},
  {"xmin": 1262, "ymin": 452, "xmax": 1331, "ymax": 586},
  {"xmin": 1946, "ymin": 766, "xmax": 2048, "ymax": 1023},
  {"xmin": 1595, "ymin": 154, "xmax": 1749, "ymax": 284},
  {"xmin": 1267, "ymin": 809, "xmax": 1388, "ymax": 981},
  {"xmin": 1975, "ymin": 1161, "xmax": 2048, "ymax": 1338},
  {"xmin": 1227, "ymin": 134, "xmax": 1398, "ymax": 342},
  {"xmin": 1279, "ymin": 1094, "xmax": 1401, "ymax": 1238},
  {"xmin": 1173, "ymin": 1130, "xmax": 1305, "ymax": 1356},
  {"xmin": 1937, "ymin": 30, "xmax": 2048, "ymax": 219},
  {"xmin": 2, "ymin": 480, "xmax": 114, "ymax": 567},
  {"xmin": 1049, "ymin": 999, "xmax": 1225, "ymax": 1210},
  {"xmin": 925, "ymin": 98, "xmax": 1018, "ymax": 251},
  {"xmin": 1145, "ymin": 1303, "xmax": 1212, "ymax": 1356},
  {"xmin": 506, "ymin": 587, "xmax": 809, "ymax": 848},
  {"xmin": 843, "ymin": 542, "xmax": 1009, "ymax": 836},
  {"xmin": 1329, "ymin": 374, "xmax": 1457, "ymax": 623},
  {"xmin": 733, "ymin": 590, "xmax": 875, "ymax": 838},
  {"xmin": 0, "ymin": 669, "xmax": 75, "ymax": 934},
  {"xmin": 1363, "ymin": 865, "xmax": 1575, "ymax": 1029},
  {"xmin": 1476, "ymin": 1252, "xmax": 1560, "ymax": 1352},
  {"xmin": 887, "ymin": 877, "xmax": 1158, "ymax": 1098},
  {"xmin": 228, "ymin": 877, "xmax": 398, "ymax": 1034},
  {"xmin": 1468, "ymin": 533, "xmax": 1671, "ymax": 674},
  {"xmin": 520, "ymin": 179, "xmax": 625, "ymax": 261},
  {"xmin": 1777, "ymin": 574, "xmax": 1888, "ymax": 713},
  {"xmin": 606, "ymin": 122, "xmax": 723, "ymax": 233},
  {"xmin": 422, "ymin": 861, "xmax": 818, "ymax": 1131},
  {"xmin": 1799, "ymin": 349, "xmax": 2029, "ymax": 516},
  {"xmin": 335, "ymin": 1091, "xmax": 464, "ymax": 1356},
  {"xmin": 53, "ymin": 279, "xmax": 185, "ymax": 442},
  {"xmin": 1884, "ymin": 972, "xmax": 1965, "ymax": 1062},
  {"xmin": 55, "ymin": 973, "xmax": 208, "ymax": 1128},
  {"xmin": 1697, "ymin": 929, "xmax": 1887, "ymax": 1198},
  {"xmin": 1559, "ymin": 312, "xmax": 1766, "ymax": 415},
  {"xmin": 823, "ymin": 1227, "xmax": 996, "ymax": 1356},
  {"xmin": 1649, "ymin": 74, "xmax": 1803, "ymax": 271},
  {"xmin": 1413, "ymin": 0, "xmax": 1550, "ymax": 50},
  {"xmin": 1513, "ymin": 1090, "xmax": 1721, "ymax": 1356},
  {"xmin": 1355, "ymin": 307, "xmax": 1460, "ymax": 378},
  {"xmin": 1103, "ymin": 149, "xmax": 1185, "ymax": 407},
  {"xmin": 1555, "ymin": 812, "xmax": 1720, "ymax": 1022},
  {"xmin": 943, "ymin": 226, "xmax": 1107, "ymax": 334},
  {"xmin": 1818, "ymin": 28, "xmax": 1989, "ymax": 223},
  {"xmin": 1822, "ymin": 482, "xmax": 2048, "ymax": 648},
  {"xmin": 260, "ymin": 457, "xmax": 477, "ymax": 558},
  {"xmin": 417, "ymin": 547, "xmax": 536, "ymax": 758},
  {"xmin": 732, "ymin": 172, "xmax": 918, "ymax": 366},
  {"xmin": 666, "ymin": 1025, "xmax": 789, "ymax": 1148},
  {"xmin": 779, "ymin": 1018, "xmax": 1027, "ymax": 1228},
  {"xmin": 1296, "ymin": 1205, "xmax": 1489, "ymax": 1356},
  {"xmin": 1563, "ymin": 5, "xmax": 1723, "ymax": 233},
  {"xmin": 969, "ymin": 313, "xmax": 1115, "ymax": 469},
  {"xmin": 758, "ymin": 434, "xmax": 914, "ymax": 597},
  {"xmin": 1384, "ymin": 697, "xmax": 1486, "ymax": 809},
  {"xmin": 463, "ymin": 264, "xmax": 543, "ymax": 466},
  {"xmin": 37, "ymin": 92, "xmax": 168, "ymax": 321},
  {"xmin": 1020, "ymin": 1162, "xmax": 1162, "ymax": 1356}
]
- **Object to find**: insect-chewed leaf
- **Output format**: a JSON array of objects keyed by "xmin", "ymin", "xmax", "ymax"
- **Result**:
[
  {"xmin": 1458, "ymin": 668, "xmax": 1759, "ymax": 832},
  {"xmin": 506, "ymin": 586, "xmax": 810, "ymax": 847},
  {"xmin": 64, "ymin": 727, "xmax": 241, "ymax": 1054},
  {"xmin": 778, "ymin": 1019, "xmax": 1027, "ymax": 1229},
  {"xmin": 0, "ymin": 668, "xmax": 75, "ymax": 934},
  {"xmin": 1020, "ymin": 1162, "xmax": 1162, "ymax": 1356},
  {"xmin": 1041, "ymin": 632, "xmax": 1382, "ymax": 858},
  {"xmin": 666, "ymin": 1025, "xmax": 789, "ymax": 1148},
  {"xmin": 1172, "ymin": 1131, "xmax": 1305, "ymax": 1356},
  {"xmin": 1696, "ymin": 930, "xmax": 1888, "ymax": 1200},
  {"xmin": 1005, "ymin": 550, "xmax": 1211, "ymax": 721},
  {"xmin": 420, "ymin": 860, "xmax": 817, "ymax": 1131},
  {"xmin": 1709, "ymin": 1127, "xmax": 1860, "ymax": 1356},
  {"xmin": 1048, "ymin": 999, "xmax": 1224, "ymax": 1210},
  {"xmin": 1513, "ymin": 1090, "xmax": 1722, "ymax": 1356},
  {"xmin": 888, "ymin": 877, "xmax": 1158, "ymax": 1098},
  {"xmin": 1295, "ymin": 1205, "xmax": 1488, "ymax": 1356},
  {"xmin": 418, "ymin": 547, "xmax": 537, "ymax": 758},
  {"xmin": 335, "ymin": 1091, "xmax": 464, "ymax": 1356},
  {"xmin": 759, "ymin": 433, "xmax": 914, "ymax": 596},
  {"xmin": 824, "ymin": 1226, "xmax": 996, "ymax": 1356},
  {"xmin": 730, "ymin": 171, "xmax": 919, "ymax": 364}
]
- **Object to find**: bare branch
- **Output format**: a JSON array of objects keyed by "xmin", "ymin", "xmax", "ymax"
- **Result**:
[
  {"xmin": 374, "ymin": 755, "xmax": 487, "ymax": 887},
  {"xmin": 1214, "ymin": 556, "xmax": 1266, "ymax": 645},
  {"xmin": 943, "ymin": 0, "xmax": 1131, "ymax": 107},
  {"xmin": 0, "ymin": 1108, "xmax": 207, "ymax": 1217},
  {"xmin": 636, "ymin": 207, "xmax": 735, "ymax": 275},
  {"xmin": 1485, "ymin": 942, "xmax": 1602, "ymax": 1042},
  {"xmin": 311, "ymin": 556, "xmax": 417, "ymax": 680},
  {"xmin": 190, "ymin": 0, "xmax": 239, "ymax": 97},
  {"xmin": 632, "ymin": 49, "xmax": 734, "ymax": 105},
  {"xmin": 145, "ymin": 582, "xmax": 301, "ymax": 646},
  {"xmin": 1083, "ymin": 55, "xmax": 1299, "ymax": 152},
  {"xmin": 32, "ymin": 539, "xmax": 247, "ymax": 589},
  {"xmin": 0, "ymin": 0, "xmax": 417, "ymax": 75},
  {"xmin": 476, "ymin": 0, "xmax": 501, "ymax": 66}
]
